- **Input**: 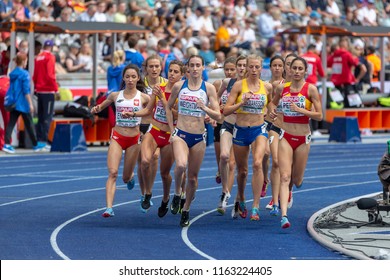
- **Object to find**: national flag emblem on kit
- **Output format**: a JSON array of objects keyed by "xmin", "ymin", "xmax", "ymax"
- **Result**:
[{"xmin": 134, "ymin": 99, "xmax": 140, "ymax": 106}]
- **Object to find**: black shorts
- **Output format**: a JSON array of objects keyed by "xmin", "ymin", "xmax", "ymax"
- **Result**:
[
  {"xmin": 140, "ymin": 123, "xmax": 151, "ymax": 134},
  {"xmin": 213, "ymin": 123, "xmax": 222, "ymax": 143},
  {"xmin": 220, "ymin": 121, "xmax": 234, "ymax": 135}
]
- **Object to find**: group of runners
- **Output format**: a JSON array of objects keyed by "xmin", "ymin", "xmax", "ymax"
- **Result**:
[{"xmin": 90, "ymin": 51, "xmax": 323, "ymax": 229}]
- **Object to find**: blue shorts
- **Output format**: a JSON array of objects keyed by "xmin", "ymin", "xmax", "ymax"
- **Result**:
[
  {"xmin": 173, "ymin": 128, "xmax": 206, "ymax": 148},
  {"xmin": 233, "ymin": 123, "xmax": 268, "ymax": 147}
]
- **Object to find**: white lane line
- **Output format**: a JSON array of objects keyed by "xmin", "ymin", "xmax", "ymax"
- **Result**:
[
  {"xmin": 0, "ymin": 187, "xmax": 105, "ymax": 207},
  {"xmin": 50, "ymin": 196, "xmax": 163, "ymax": 260},
  {"xmin": 181, "ymin": 180, "xmax": 379, "ymax": 260}
]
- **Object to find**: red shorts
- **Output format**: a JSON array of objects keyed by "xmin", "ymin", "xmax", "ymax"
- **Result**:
[
  {"xmin": 111, "ymin": 130, "xmax": 140, "ymax": 150},
  {"xmin": 281, "ymin": 131, "xmax": 311, "ymax": 151},
  {"xmin": 148, "ymin": 125, "xmax": 171, "ymax": 148}
]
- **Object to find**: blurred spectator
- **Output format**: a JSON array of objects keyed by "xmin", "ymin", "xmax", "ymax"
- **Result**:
[
  {"xmin": 0, "ymin": 0, "xmax": 14, "ymax": 22},
  {"xmin": 95, "ymin": 0, "xmax": 108, "ymax": 22},
  {"xmin": 172, "ymin": 39, "xmax": 185, "ymax": 62},
  {"xmin": 78, "ymin": 41, "xmax": 94, "ymax": 72},
  {"xmin": 261, "ymin": 46, "xmax": 276, "ymax": 82},
  {"xmin": 106, "ymin": 50, "xmax": 125, "ymax": 92},
  {"xmin": 65, "ymin": 42, "xmax": 85, "ymax": 73},
  {"xmin": 77, "ymin": 3, "xmax": 97, "ymax": 21},
  {"xmin": 256, "ymin": 4, "xmax": 280, "ymax": 47},
  {"xmin": 322, "ymin": 0, "xmax": 342, "ymax": 24},
  {"xmin": 199, "ymin": 36, "xmax": 215, "ymax": 66},
  {"xmin": 308, "ymin": 10, "xmax": 322, "ymax": 25},
  {"xmin": 172, "ymin": 0, "xmax": 192, "ymax": 26},
  {"xmin": 215, "ymin": 16, "xmax": 233, "ymax": 55},
  {"xmin": 187, "ymin": 6, "xmax": 203, "ymax": 35},
  {"xmin": 147, "ymin": 26, "xmax": 166, "ymax": 55},
  {"xmin": 360, "ymin": 0, "xmax": 379, "ymax": 26},
  {"xmin": 52, "ymin": 0, "xmax": 69, "ymax": 20},
  {"xmin": 198, "ymin": 6, "xmax": 216, "ymax": 37},
  {"xmin": 125, "ymin": 35, "xmax": 145, "ymax": 68},
  {"xmin": 352, "ymin": 39, "xmax": 371, "ymax": 94},
  {"xmin": 13, "ymin": 0, "xmax": 28, "ymax": 21},
  {"xmin": 156, "ymin": 0, "xmax": 170, "ymax": 19},
  {"xmin": 301, "ymin": 44, "xmax": 325, "ymax": 85},
  {"xmin": 0, "ymin": 46, "xmax": 10, "ymax": 75},
  {"xmin": 327, "ymin": 37, "xmax": 366, "ymax": 107},
  {"xmin": 208, "ymin": 50, "xmax": 225, "ymax": 69},
  {"xmin": 114, "ymin": 1, "xmax": 127, "ymax": 23},
  {"xmin": 180, "ymin": 26, "xmax": 197, "ymax": 53},
  {"xmin": 306, "ymin": 0, "xmax": 326, "ymax": 16},
  {"xmin": 2, "ymin": 52, "xmax": 45, "ymax": 154},
  {"xmin": 105, "ymin": 1, "xmax": 117, "ymax": 22},
  {"xmin": 234, "ymin": 0, "xmax": 247, "ymax": 23},
  {"xmin": 33, "ymin": 39, "xmax": 58, "ymax": 145},
  {"xmin": 128, "ymin": 0, "xmax": 154, "ymax": 25},
  {"xmin": 137, "ymin": 39, "xmax": 148, "ymax": 59},
  {"xmin": 366, "ymin": 45, "xmax": 381, "ymax": 82},
  {"xmin": 246, "ymin": 0, "xmax": 261, "ymax": 17},
  {"xmin": 236, "ymin": 18, "xmax": 258, "ymax": 51},
  {"xmin": 277, "ymin": 0, "xmax": 301, "ymax": 23}
]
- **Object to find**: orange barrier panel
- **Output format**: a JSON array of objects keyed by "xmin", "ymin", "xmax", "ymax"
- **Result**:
[
  {"xmin": 48, "ymin": 118, "xmax": 84, "ymax": 142},
  {"xmin": 326, "ymin": 108, "xmax": 390, "ymax": 131},
  {"xmin": 83, "ymin": 118, "xmax": 111, "ymax": 144}
]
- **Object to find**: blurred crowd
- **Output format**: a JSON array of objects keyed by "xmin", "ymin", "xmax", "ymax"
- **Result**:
[{"xmin": 0, "ymin": 0, "xmax": 390, "ymax": 78}]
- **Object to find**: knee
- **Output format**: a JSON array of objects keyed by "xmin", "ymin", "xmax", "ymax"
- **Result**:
[
  {"xmin": 160, "ymin": 172, "xmax": 171, "ymax": 183},
  {"xmin": 220, "ymin": 152, "xmax": 230, "ymax": 165},
  {"xmin": 108, "ymin": 168, "xmax": 118, "ymax": 180},
  {"xmin": 152, "ymin": 153, "xmax": 159, "ymax": 161},
  {"xmin": 187, "ymin": 176, "xmax": 198, "ymax": 187},
  {"xmin": 175, "ymin": 163, "xmax": 186, "ymax": 174},
  {"xmin": 141, "ymin": 158, "xmax": 150, "ymax": 171},
  {"xmin": 252, "ymin": 160, "xmax": 263, "ymax": 172},
  {"xmin": 237, "ymin": 168, "xmax": 248, "ymax": 179},
  {"xmin": 280, "ymin": 172, "xmax": 291, "ymax": 184},
  {"xmin": 271, "ymin": 158, "xmax": 279, "ymax": 170}
]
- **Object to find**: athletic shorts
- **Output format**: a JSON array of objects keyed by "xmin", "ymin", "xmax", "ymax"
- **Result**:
[
  {"xmin": 280, "ymin": 131, "xmax": 311, "ymax": 151},
  {"xmin": 140, "ymin": 123, "xmax": 151, "ymax": 134},
  {"xmin": 220, "ymin": 121, "xmax": 234, "ymax": 136},
  {"xmin": 264, "ymin": 120, "xmax": 273, "ymax": 132},
  {"xmin": 232, "ymin": 123, "xmax": 268, "ymax": 147},
  {"xmin": 111, "ymin": 130, "xmax": 140, "ymax": 150},
  {"xmin": 172, "ymin": 128, "xmax": 206, "ymax": 149},
  {"xmin": 213, "ymin": 123, "xmax": 222, "ymax": 143},
  {"xmin": 148, "ymin": 125, "xmax": 171, "ymax": 148}
]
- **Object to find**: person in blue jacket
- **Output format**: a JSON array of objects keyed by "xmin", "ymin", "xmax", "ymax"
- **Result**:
[
  {"xmin": 106, "ymin": 50, "xmax": 125, "ymax": 93},
  {"xmin": 2, "ymin": 52, "xmax": 46, "ymax": 154}
]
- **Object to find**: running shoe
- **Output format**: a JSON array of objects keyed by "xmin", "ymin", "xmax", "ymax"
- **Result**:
[
  {"xmin": 270, "ymin": 205, "xmax": 279, "ymax": 216},
  {"xmin": 215, "ymin": 172, "xmax": 221, "ymax": 184},
  {"xmin": 179, "ymin": 198, "xmax": 186, "ymax": 214},
  {"xmin": 217, "ymin": 191, "xmax": 231, "ymax": 215},
  {"xmin": 102, "ymin": 207, "xmax": 114, "ymax": 218},
  {"xmin": 265, "ymin": 199, "xmax": 274, "ymax": 210},
  {"xmin": 180, "ymin": 210, "xmax": 190, "ymax": 227},
  {"xmin": 141, "ymin": 193, "xmax": 152, "ymax": 211},
  {"xmin": 288, "ymin": 191, "xmax": 293, "ymax": 209},
  {"xmin": 139, "ymin": 195, "xmax": 153, "ymax": 213},
  {"xmin": 170, "ymin": 194, "xmax": 181, "ymax": 215},
  {"xmin": 281, "ymin": 216, "xmax": 291, "ymax": 229},
  {"xmin": 2, "ymin": 144, "xmax": 15, "ymax": 154},
  {"xmin": 158, "ymin": 199, "xmax": 169, "ymax": 218},
  {"xmin": 231, "ymin": 200, "xmax": 240, "ymax": 219},
  {"xmin": 250, "ymin": 207, "xmax": 260, "ymax": 221},
  {"xmin": 126, "ymin": 177, "xmax": 135, "ymax": 190},
  {"xmin": 238, "ymin": 201, "xmax": 247, "ymax": 219},
  {"xmin": 261, "ymin": 180, "xmax": 268, "ymax": 197},
  {"xmin": 33, "ymin": 142, "xmax": 46, "ymax": 152}
]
